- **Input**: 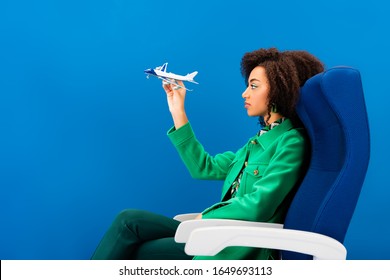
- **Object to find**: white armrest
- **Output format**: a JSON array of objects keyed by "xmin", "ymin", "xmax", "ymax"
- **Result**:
[
  {"xmin": 175, "ymin": 219, "xmax": 283, "ymax": 243},
  {"xmin": 183, "ymin": 225, "xmax": 347, "ymax": 260},
  {"xmin": 173, "ymin": 213, "xmax": 200, "ymax": 222}
]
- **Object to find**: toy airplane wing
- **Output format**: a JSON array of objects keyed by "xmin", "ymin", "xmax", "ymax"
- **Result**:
[
  {"xmin": 155, "ymin": 62, "xmax": 168, "ymax": 72},
  {"xmin": 159, "ymin": 77, "xmax": 194, "ymax": 91}
]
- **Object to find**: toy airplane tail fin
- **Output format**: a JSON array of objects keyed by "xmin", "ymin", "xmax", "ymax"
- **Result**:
[{"xmin": 186, "ymin": 71, "xmax": 198, "ymax": 84}]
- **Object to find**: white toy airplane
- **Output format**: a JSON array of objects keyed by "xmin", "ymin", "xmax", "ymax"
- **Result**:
[{"xmin": 144, "ymin": 63, "xmax": 198, "ymax": 91}]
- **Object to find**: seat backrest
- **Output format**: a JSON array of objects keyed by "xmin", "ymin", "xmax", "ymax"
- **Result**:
[{"xmin": 281, "ymin": 67, "xmax": 370, "ymax": 260}]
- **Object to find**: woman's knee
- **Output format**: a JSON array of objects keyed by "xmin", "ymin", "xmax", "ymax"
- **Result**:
[{"xmin": 114, "ymin": 209, "xmax": 147, "ymax": 226}]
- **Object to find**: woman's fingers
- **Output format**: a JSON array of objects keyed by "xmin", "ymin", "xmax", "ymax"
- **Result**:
[{"xmin": 162, "ymin": 80, "xmax": 186, "ymax": 97}]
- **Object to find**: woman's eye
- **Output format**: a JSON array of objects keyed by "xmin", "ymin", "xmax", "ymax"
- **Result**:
[{"xmin": 250, "ymin": 84, "xmax": 258, "ymax": 89}]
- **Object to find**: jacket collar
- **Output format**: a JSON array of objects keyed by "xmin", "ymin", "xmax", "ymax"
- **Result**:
[{"xmin": 250, "ymin": 118, "xmax": 295, "ymax": 150}]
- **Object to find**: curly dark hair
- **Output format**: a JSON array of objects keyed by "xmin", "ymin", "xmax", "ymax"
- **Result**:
[
  {"xmin": 284, "ymin": 50, "xmax": 325, "ymax": 86},
  {"xmin": 240, "ymin": 47, "xmax": 324, "ymax": 125}
]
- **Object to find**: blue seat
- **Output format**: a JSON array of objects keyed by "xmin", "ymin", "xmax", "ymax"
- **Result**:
[
  {"xmin": 174, "ymin": 67, "xmax": 370, "ymax": 259},
  {"xmin": 282, "ymin": 66, "xmax": 370, "ymax": 259}
]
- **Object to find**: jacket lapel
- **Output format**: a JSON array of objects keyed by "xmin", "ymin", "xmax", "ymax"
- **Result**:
[
  {"xmin": 256, "ymin": 119, "xmax": 294, "ymax": 150},
  {"xmin": 220, "ymin": 119, "xmax": 295, "ymax": 201}
]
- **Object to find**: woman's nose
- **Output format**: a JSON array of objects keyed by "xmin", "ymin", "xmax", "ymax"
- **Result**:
[{"xmin": 242, "ymin": 88, "xmax": 249, "ymax": 98}]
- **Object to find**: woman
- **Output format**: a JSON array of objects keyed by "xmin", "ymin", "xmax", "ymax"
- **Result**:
[{"xmin": 91, "ymin": 47, "xmax": 324, "ymax": 260}]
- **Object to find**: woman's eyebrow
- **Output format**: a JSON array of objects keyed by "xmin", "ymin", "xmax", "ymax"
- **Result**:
[{"xmin": 249, "ymin": 78, "xmax": 261, "ymax": 83}]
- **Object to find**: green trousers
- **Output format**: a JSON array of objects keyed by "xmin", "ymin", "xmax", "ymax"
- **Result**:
[{"xmin": 91, "ymin": 209, "xmax": 192, "ymax": 260}]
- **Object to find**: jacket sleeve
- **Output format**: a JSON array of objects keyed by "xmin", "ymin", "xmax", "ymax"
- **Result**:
[
  {"xmin": 201, "ymin": 129, "xmax": 309, "ymax": 222},
  {"xmin": 167, "ymin": 122, "xmax": 240, "ymax": 180}
]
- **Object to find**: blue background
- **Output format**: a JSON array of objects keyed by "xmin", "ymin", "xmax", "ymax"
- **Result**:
[{"xmin": 0, "ymin": 0, "xmax": 389, "ymax": 259}]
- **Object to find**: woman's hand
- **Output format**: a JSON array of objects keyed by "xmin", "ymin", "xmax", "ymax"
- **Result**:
[
  {"xmin": 194, "ymin": 213, "xmax": 203, "ymax": 220},
  {"xmin": 162, "ymin": 80, "xmax": 188, "ymax": 129}
]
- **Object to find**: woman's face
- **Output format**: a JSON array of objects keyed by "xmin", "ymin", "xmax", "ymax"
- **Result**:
[{"xmin": 242, "ymin": 66, "xmax": 270, "ymax": 117}]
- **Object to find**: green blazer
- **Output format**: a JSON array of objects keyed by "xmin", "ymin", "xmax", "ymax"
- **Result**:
[{"xmin": 167, "ymin": 119, "xmax": 309, "ymax": 260}]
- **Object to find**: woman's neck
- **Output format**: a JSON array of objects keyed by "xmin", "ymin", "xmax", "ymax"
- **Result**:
[{"xmin": 265, "ymin": 113, "xmax": 284, "ymax": 125}]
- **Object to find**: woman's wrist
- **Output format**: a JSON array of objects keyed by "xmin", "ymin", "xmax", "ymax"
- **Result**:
[{"xmin": 171, "ymin": 111, "xmax": 188, "ymax": 129}]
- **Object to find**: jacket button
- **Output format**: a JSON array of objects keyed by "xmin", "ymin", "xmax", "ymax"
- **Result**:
[
  {"xmin": 253, "ymin": 169, "xmax": 259, "ymax": 176},
  {"xmin": 250, "ymin": 140, "xmax": 257, "ymax": 145}
]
